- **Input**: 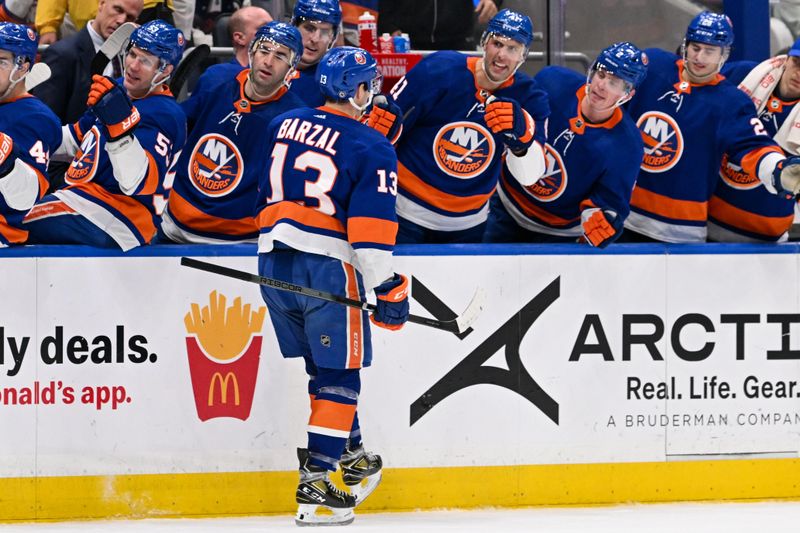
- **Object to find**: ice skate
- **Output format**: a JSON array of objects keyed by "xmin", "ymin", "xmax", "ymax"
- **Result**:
[
  {"xmin": 339, "ymin": 443, "xmax": 383, "ymax": 506},
  {"xmin": 295, "ymin": 448, "xmax": 356, "ymax": 527}
]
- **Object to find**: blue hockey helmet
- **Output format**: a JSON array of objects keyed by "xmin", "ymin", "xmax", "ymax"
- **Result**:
[
  {"xmin": 317, "ymin": 46, "xmax": 381, "ymax": 102},
  {"xmin": 482, "ymin": 9, "xmax": 534, "ymax": 49},
  {"xmin": 685, "ymin": 11, "xmax": 734, "ymax": 48},
  {"xmin": 251, "ymin": 21, "xmax": 304, "ymax": 68},
  {"xmin": 0, "ymin": 23, "xmax": 38, "ymax": 65},
  {"xmin": 292, "ymin": 0, "xmax": 342, "ymax": 34},
  {"xmin": 592, "ymin": 42, "xmax": 648, "ymax": 89},
  {"xmin": 128, "ymin": 20, "xmax": 186, "ymax": 70}
]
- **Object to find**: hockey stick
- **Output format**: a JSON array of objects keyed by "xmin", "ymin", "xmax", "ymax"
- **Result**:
[
  {"xmin": 24, "ymin": 63, "xmax": 51, "ymax": 91},
  {"xmin": 180, "ymin": 257, "xmax": 486, "ymax": 335},
  {"xmin": 169, "ymin": 44, "xmax": 211, "ymax": 102},
  {"xmin": 90, "ymin": 22, "xmax": 137, "ymax": 76}
]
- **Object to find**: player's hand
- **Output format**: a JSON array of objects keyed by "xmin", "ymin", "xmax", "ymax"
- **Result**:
[
  {"xmin": 581, "ymin": 208, "xmax": 623, "ymax": 248},
  {"xmin": 484, "ymin": 96, "xmax": 535, "ymax": 155},
  {"xmin": 475, "ymin": 0, "xmax": 499, "ymax": 24},
  {"xmin": 772, "ymin": 155, "xmax": 800, "ymax": 198},
  {"xmin": 0, "ymin": 132, "xmax": 16, "ymax": 177},
  {"xmin": 367, "ymin": 95, "xmax": 403, "ymax": 145},
  {"xmin": 87, "ymin": 75, "xmax": 140, "ymax": 142},
  {"xmin": 39, "ymin": 32, "xmax": 57, "ymax": 45},
  {"xmin": 370, "ymin": 273, "xmax": 409, "ymax": 331}
]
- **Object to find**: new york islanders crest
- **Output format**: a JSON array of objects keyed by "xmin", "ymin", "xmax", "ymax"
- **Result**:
[
  {"xmin": 637, "ymin": 111, "xmax": 684, "ymax": 173},
  {"xmin": 188, "ymin": 134, "xmax": 244, "ymax": 197},
  {"xmin": 432, "ymin": 121, "xmax": 496, "ymax": 179}
]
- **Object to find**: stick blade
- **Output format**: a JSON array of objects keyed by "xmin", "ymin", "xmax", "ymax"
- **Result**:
[
  {"xmin": 454, "ymin": 287, "xmax": 486, "ymax": 333},
  {"xmin": 169, "ymin": 44, "xmax": 211, "ymax": 102},
  {"xmin": 25, "ymin": 63, "xmax": 51, "ymax": 91},
  {"xmin": 90, "ymin": 22, "xmax": 137, "ymax": 76}
]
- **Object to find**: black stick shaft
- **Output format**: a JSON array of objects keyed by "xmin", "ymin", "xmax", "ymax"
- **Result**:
[{"xmin": 180, "ymin": 257, "xmax": 459, "ymax": 333}]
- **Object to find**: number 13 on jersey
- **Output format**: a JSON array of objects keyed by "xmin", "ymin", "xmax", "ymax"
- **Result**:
[{"xmin": 266, "ymin": 143, "xmax": 398, "ymax": 215}]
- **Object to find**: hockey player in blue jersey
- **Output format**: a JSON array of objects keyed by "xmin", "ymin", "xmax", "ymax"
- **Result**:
[
  {"xmin": 624, "ymin": 11, "xmax": 800, "ymax": 243},
  {"xmin": 289, "ymin": 0, "xmax": 341, "ymax": 107},
  {"xmin": 707, "ymin": 39, "xmax": 800, "ymax": 242},
  {"xmin": 255, "ymin": 46, "xmax": 407, "ymax": 526},
  {"xmin": 160, "ymin": 22, "xmax": 305, "ymax": 243},
  {"xmin": 387, "ymin": 8, "xmax": 549, "ymax": 243},
  {"xmin": 484, "ymin": 42, "xmax": 647, "ymax": 247},
  {"xmin": 0, "ymin": 23, "xmax": 61, "ymax": 246},
  {"xmin": 23, "ymin": 20, "xmax": 187, "ymax": 250}
]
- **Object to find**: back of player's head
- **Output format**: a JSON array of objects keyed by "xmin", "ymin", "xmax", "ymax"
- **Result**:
[
  {"xmin": 482, "ymin": 9, "xmax": 534, "ymax": 49},
  {"xmin": 0, "ymin": 23, "xmax": 38, "ymax": 66},
  {"xmin": 316, "ymin": 46, "xmax": 381, "ymax": 102},
  {"xmin": 292, "ymin": 0, "xmax": 342, "ymax": 32},
  {"xmin": 685, "ymin": 11, "xmax": 734, "ymax": 48},
  {"xmin": 251, "ymin": 21, "xmax": 304, "ymax": 69},
  {"xmin": 789, "ymin": 36, "xmax": 800, "ymax": 58},
  {"xmin": 129, "ymin": 20, "xmax": 186, "ymax": 70},
  {"xmin": 593, "ymin": 42, "xmax": 648, "ymax": 89}
]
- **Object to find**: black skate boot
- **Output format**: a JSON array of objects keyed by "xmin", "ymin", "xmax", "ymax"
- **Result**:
[
  {"xmin": 339, "ymin": 442, "xmax": 382, "ymax": 505},
  {"xmin": 295, "ymin": 448, "xmax": 356, "ymax": 526}
]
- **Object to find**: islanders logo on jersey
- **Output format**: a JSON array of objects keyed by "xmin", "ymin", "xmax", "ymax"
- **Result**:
[
  {"xmin": 65, "ymin": 126, "xmax": 101, "ymax": 184},
  {"xmin": 432, "ymin": 121, "xmax": 496, "ymax": 179},
  {"xmin": 636, "ymin": 111, "xmax": 684, "ymax": 173},
  {"xmin": 188, "ymin": 134, "xmax": 244, "ymax": 197},
  {"xmin": 719, "ymin": 153, "xmax": 760, "ymax": 190},
  {"xmin": 523, "ymin": 144, "xmax": 567, "ymax": 202}
]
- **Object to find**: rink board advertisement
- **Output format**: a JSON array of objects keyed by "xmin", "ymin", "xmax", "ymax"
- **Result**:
[{"xmin": 1, "ymin": 245, "xmax": 800, "ymax": 518}]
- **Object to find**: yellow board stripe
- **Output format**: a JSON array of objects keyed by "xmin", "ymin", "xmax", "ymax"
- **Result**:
[{"xmin": 4, "ymin": 459, "xmax": 800, "ymax": 522}]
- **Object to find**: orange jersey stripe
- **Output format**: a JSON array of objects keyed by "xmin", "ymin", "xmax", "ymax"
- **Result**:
[
  {"xmin": 309, "ymin": 398, "xmax": 357, "ymax": 432},
  {"xmin": 34, "ymin": 168, "xmax": 48, "ymax": 200},
  {"xmin": 343, "ymin": 262, "xmax": 363, "ymax": 369},
  {"xmin": 740, "ymin": 146, "xmax": 784, "ymax": 178},
  {"xmin": 24, "ymin": 200, "xmax": 76, "ymax": 221},
  {"xmin": 709, "ymin": 195, "xmax": 793, "ymax": 238},
  {"xmin": 348, "ymin": 216, "xmax": 397, "ymax": 246},
  {"xmin": 501, "ymin": 175, "xmax": 577, "ymax": 227},
  {"xmin": 70, "ymin": 181, "xmax": 156, "ymax": 241},
  {"xmin": 256, "ymin": 201, "xmax": 345, "ymax": 234},
  {"xmin": 168, "ymin": 190, "xmax": 257, "ymax": 236},
  {"xmin": 138, "ymin": 151, "xmax": 161, "ymax": 196},
  {"xmin": 630, "ymin": 186, "xmax": 707, "ymax": 222},
  {"xmin": 0, "ymin": 213, "xmax": 27, "ymax": 243},
  {"xmin": 398, "ymin": 161, "xmax": 494, "ymax": 213}
]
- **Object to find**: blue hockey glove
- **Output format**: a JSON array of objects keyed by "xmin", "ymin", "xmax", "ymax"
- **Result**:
[
  {"xmin": 0, "ymin": 132, "xmax": 16, "ymax": 177},
  {"xmin": 87, "ymin": 75, "xmax": 140, "ymax": 142},
  {"xmin": 581, "ymin": 208, "xmax": 623, "ymax": 249},
  {"xmin": 367, "ymin": 95, "xmax": 403, "ymax": 145},
  {"xmin": 370, "ymin": 273, "xmax": 410, "ymax": 331},
  {"xmin": 772, "ymin": 155, "xmax": 800, "ymax": 198},
  {"xmin": 484, "ymin": 96, "xmax": 535, "ymax": 155}
]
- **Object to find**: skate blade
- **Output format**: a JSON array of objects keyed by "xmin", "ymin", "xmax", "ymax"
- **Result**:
[
  {"xmin": 295, "ymin": 503, "xmax": 355, "ymax": 527},
  {"xmin": 351, "ymin": 471, "xmax": 382, "ymax": 507}
]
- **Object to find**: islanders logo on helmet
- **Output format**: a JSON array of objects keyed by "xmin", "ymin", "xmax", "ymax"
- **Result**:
[
  {"xmin": 685, "ymin": 11, "xmax": 733, "ymax": 47},
  {"xmin": 188, "ymin": 134, "xmax": 244, "ymax": 197},
  {"xmin": 482, "ymin": 9, "xmax": 534, "ymax": 48},
  {"xmin": 593, "ymin": 42, "xmax": 648, "ymax": 88},
  {"xmin": 292, "ymin": 0, "xmax": 342, "ymax": 30},
  {"xmin": 317, "ymin": 46, "xmax": 380, "ymax": 100},
  {"xmin": 636, "ymin": 111, "xmax": 684, "ymax": 173},
  {"xmin": 432, "ymin": 121, "xmax": 496, "ymax": 179},
  {"xmin": 0, "ymin": 22, "xmax": 39, "ymax": 64},
  {"xmin": 252, "ymin": 21, "xmax": 304, "ymax": 68},
  {"xmin": 523, "ymin": 144, "xmax": 567, "ymax": 202},
  {"xmin": 129, "ymin": 20, "xmax": 186, "ymax": 69}
]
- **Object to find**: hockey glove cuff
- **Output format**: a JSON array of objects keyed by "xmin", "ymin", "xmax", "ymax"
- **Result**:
[
  {"xmin": 367, "ymin": 95, "xmax": 403, "ymax": 145},
  {"xmin": 484, "ymin": 96, "xmax": 535, "ymax": 154},
  {"xmin": 581, "ymin": 208, "xmax": 623, "ymax": 248},
  {"xmin": 0, "ymin": 132, "xmax": 16, "ymax": 178},
  {"xmin": 370, "ymin": 273, "xmax": 410, "ymax": 331},
  {"xmin": 772, "ymin": 155, "xmax": 800, "ymax": 198},
  {"xmin": 87, "ymin": 75, "xmax": 140, "ymax": 142}
]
